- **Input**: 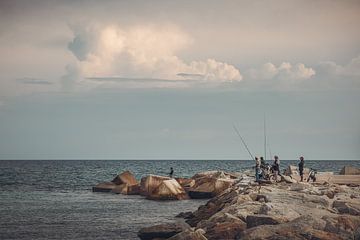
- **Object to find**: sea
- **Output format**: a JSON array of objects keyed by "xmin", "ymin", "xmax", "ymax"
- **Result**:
[{"xmin": 0, "ymin": 160, "xmax": 359, "ymax": 240}]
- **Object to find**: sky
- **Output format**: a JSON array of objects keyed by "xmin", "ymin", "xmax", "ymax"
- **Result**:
[{"xmin": 0, "ymin": 0, "xmax": 359, "ymax": 160}]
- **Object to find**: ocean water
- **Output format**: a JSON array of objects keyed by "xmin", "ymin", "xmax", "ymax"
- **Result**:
[{"xmin": 0, "ymin": 160, "xmax": 359, "ymax": 240}]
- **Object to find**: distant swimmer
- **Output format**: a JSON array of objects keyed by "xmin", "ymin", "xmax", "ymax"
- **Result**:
[
  {"xmin": 298, "ymin": 156, "xmax": 305, "ymax": 182},
  {"xmin": 169, "ymin": 167, "xmax": 174, "ymax": 178}
]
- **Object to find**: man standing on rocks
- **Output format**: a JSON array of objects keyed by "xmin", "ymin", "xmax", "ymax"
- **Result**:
[
  {"xmin": 255, "ymin": 157, "xmax": 261, "ymax": 182},
  {"xmin": 273, "ymin": 155, "xmax": 280, "ymax": 181},
  {"xmin": 298, "ymin": 156, "xmax": 305, "ymax": 182},
  {"xmin": 169, "ymin": 167, "xmax": 174, "ymax": 178}
]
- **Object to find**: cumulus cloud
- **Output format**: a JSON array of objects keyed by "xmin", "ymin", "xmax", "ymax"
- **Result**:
[
  {"xmin": 246, "ymin": 62, "xmax": 315, "ymax": 81},
  {"xmin": 67, "ymin": 24, "xmax": 242, "ymax": 85},
  {"xmin": 317, "ymin": 55, "xmax": 360, "ymax": 77}
]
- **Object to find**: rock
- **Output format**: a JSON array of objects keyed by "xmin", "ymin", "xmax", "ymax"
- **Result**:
[
  {"xmin": 323, "ymin": 215, "xmax": 360, "ymax": 239},
  {"xmin": 175, "ymin": 178, "xmax": 195, "ymax": 188},
  {"xmin": 111, "ymin": 183, "xmax": 128, "ymax": 194},
  {"xmin": 92, "ymin": 182, "xmax": 117, "ymax": 192},
  {"xmin": 112, "ymin": 170, "xmax": 138, "ymax": 185},
  {"xmin": 188, "ymin": 177, "xmax": 234, "ymax": 199},
  {"xmin": 147, "ymin": 179, "xmax": 188, "ymax": 200},
  {"xmin": 204, "ymin": 221, "xmax": 246, "ymax": 240},
  {"xmin": 246, "ymin": 214, "xmax": 285, "ymax": 228},
  {"xmin": 192, "ymin": 171, "xmax": 235, "ymax": 180},
  {"xmin": 333, "ymin": 200, "xmax": 360, "ymax": 215},
  {"xmin": 111, "ymin": 182, "xmax": 141, "ymax": 195},
  {"xmin": 140, "ymin": 175, "xmax": 171, "ymax": 196},
  {"xmin": 280, "ymin": 175, "xmax": 297, "ymax": 184},
  {"xmin": 127, "ymin": 183, "xmax": 141, "ymax": 195},
  {"xmin": 339, "ymin": 166, "xmax": 360, "ymax": 175},
  {"xmin": 167, "ymin": 229, "xmax": 207, "ymax": 240},
  {"xmin": 237, "ymin": 215, "xmax": 336, "ymax": 240},
  {"xmin": 137, "ymin": 222, "xmax": 189, "ymax": 240},
  {"xmin": 175, "ymin": 212, "xmax": 194, "ymax": 219}
]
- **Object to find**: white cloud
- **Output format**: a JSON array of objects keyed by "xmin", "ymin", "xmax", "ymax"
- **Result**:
[
  {"xmin": 318, "ymin": 55, "xmax": 360, "ymax": 77},
  {"xmin": 67, "ymin": 24, "xmax": 242, "ymax": 85},
  {"xmin": 246, "ymin": 62, "xmax": 315, "ymax": 81}
]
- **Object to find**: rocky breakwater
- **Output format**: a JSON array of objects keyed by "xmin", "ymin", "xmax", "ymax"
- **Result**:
[
  {"xmin": 92, "ymin": 170, "xmax": 237, "ymax": 201},
  {"xmin": 139, "ymin": 169, "xmax": 360, "ymax": 240}
]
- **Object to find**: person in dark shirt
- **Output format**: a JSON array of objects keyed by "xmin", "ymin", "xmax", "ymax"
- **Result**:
[
  {"xmin": 298, "ymin": 156, "xmax": 305, "ymax": 182},
  {"xmin": 169, "ymin": 167, "xmax": 174, "ymax": 178},
  {"xmin": 255, "ymin": 157, "xmax": 260, "ymax": 182},
  {"xmin": 273, "ymin": 155, "xmax": 280, "ymax": 181},
  {"xmin": 260, "ymin": 156, "xmax": 266, "ymax": 168}
]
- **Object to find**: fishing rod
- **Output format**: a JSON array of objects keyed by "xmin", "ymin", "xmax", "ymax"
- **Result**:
[
  {"xmin": 233, "ymin": 124, "xmax": 255, "ymax": 161},
  {"xmin": 264, "ymin": 114, "xmax": 267, "ymax": 161}
]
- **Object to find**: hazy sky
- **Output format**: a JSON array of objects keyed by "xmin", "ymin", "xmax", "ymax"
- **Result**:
[{"xmin": 0, "ymin": 0, "xmax": 359, "ymax": 160}]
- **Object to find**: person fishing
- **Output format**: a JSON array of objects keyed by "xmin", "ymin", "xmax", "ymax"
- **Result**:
[
  {"xmin": 168, "ymin": 167, "xmax": 174, "ymax": 178},
  {"xmin": 272, "ymin": 155, "xmax": 280, "ymax": 181},
  {"xmin": 255, "ymin": 156, "xmax": 261, "ymax": 182},
  {"xmin": 298, "ymin": 156, "xmax": 305, "ymax": 182},
  {"xmin": 260, "ymin": 156, "xmax": 266, "ymax": 168}
]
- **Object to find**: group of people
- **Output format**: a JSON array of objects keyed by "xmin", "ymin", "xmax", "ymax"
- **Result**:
[
  {"xmin": 167, "ymin": 156, "xmax": 312, "ymax": 183},
  {"xmin": 255, "ymin": 155, "xmax": 308, "ymax": 182}
]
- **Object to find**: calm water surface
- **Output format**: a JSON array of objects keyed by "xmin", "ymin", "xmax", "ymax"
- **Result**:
[{"xmin": 0, "ymin": 160, "xmax": 359, "ymax": 239}]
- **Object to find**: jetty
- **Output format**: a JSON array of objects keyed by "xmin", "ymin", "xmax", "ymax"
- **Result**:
[{"xmin": 92, "ymin": 165, "xmax": 360, "ymax": 240}]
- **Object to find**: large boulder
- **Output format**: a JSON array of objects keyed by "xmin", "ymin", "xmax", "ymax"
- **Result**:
[
  {"xmin": 333, "ymin": 200, "xmax": 360, "ymax": 215},
  {"xmin": 246, "ymin": 214, "xmax": 286, "ymax": 228},
  {"xmin": 111, "ymin": 183, "xmax": 129, "ymax": 194},
  {"xmin": 138, "ymin": 222, "xmax": 189, "ymax": 240},
  {"xmin": 192, "ymin": 171, "xmax": 238, "ymax": 180},
  {"xmin": 140, "ymin": 175, "xmax": 171, "ymax": 196},
  {"xmin": 147, "ymin": 179, "xmax": 189, "ymax": 200},
  {"xmin": 127, "ymin": 183, "xmax": 141, "ymax": 195},
  {"xmin": 188, "ymin": 177, "xmax": 234, "ymax": 199},
  {"xmin": 237, "ymin": 215, "xmax": 339, "ymax": 240},
  {"xmin": 92, "ymin": 182, "xmax": 117, "ymax": 192},
  {"xmin": 205, "ymin": 221, "xmax": 246, "ymax": 240},
  {"xmin": 280, "ymin": 175, "xmax": 297, "ymax": 184},
  {"xmin": 175, "ymin": 178, "xmax": 195, "ymax": 189},
  {"xmin": 112, "ymin": 170, "xmax": 138, "ymax": 185},
  {"xmin": 323, "ymin": 215, "xmax": 360, "ymax": 239},
  {"xmin": 339, "ymin": 166, "xmax": 360, "ymax": 175}
]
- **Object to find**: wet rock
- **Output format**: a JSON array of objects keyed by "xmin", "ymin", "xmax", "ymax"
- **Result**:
[
  {"xmin": 127, "ymin": 183, "xmax": 141, "ymax": 195},
  {"xmin": 137, "ymin": 222, "xmax": 189, "ymax": 240},
  {"xmin": 147, "ymin": 179, "xmax": 188, "ymax": 200},
  {"xmin": 167, "ymin": 229, "xmax": 207, "ymax": 240},
  {"xmin": 112, "ymin": 170, "xmax": 138, "ymax": 185},
  {"xmin": 92, "ymin": 182, "xmax": 117, "ymax": 192},
  {"xmin": 140, "ymin": 175, "xmax": 171, "ymax": 196},
  {"xmin": 246, "ymin": 214, "xmax": 285, "ymax": 228},
  {"xmin": 175, "ymin": 211, "xmax": 194, "ymax": 219}
]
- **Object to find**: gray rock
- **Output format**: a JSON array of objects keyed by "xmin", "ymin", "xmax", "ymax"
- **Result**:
[
  {"xmin": 246, "ymin": 214, "xmax": 285, "ymax": 228},
  {"xmin": 137, "ymin": 222, "xmax": 189, "ymax": 240}
]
